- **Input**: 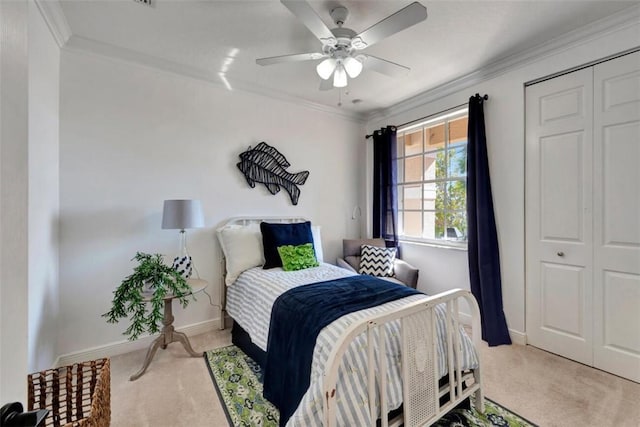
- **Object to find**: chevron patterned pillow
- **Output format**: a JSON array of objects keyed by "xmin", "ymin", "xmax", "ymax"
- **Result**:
[{"xmin": 358, "ymin": 244, "xmax": 396, "ymax": 277}]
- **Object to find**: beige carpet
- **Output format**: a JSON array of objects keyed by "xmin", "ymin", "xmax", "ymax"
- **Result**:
[{"xmin": 110, "ymin": 328, "xmax": 640, "ymax": 427}]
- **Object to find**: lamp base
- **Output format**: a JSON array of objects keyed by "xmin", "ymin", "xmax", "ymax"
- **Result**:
[{"xmin": 172, "ymin": 255, "xmax": 193, "ymax": 279}]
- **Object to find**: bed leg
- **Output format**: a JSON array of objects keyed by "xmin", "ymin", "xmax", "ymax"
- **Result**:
[
  {"xmin": 219, "ymin": 309, "xmax": 226, "ymax": 330},
  {"xmin": 473, "ymin": 367, "xmax": 484, "ymax": 413}
]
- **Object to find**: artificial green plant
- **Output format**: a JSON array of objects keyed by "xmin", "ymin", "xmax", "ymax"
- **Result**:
[{"xmin": 103, "ymin": 252, "xmax": 193, "ymax": 340}]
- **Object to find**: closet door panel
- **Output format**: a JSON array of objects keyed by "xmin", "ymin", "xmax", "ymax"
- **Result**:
[
  {"xmin": 602, "ymin": 123, "xmax": 640, "ymax": 249},
  {"xmin": 539, "ymin": 132, "xmax": 584, "ymax": 242},
  {"xmin": 540, "ymin": 263, "xmax": 585, "ymax": 338},
  {"xmin": 525, "ymin": 67, "xmax": 594, "ymax": 365},
  {"xmin": 602, "ymin": 272, "xmax": 640, "ymax": 354},
  {"xmin": 593, "ymin": 51, "xmax": 640, "ymax": 383}
]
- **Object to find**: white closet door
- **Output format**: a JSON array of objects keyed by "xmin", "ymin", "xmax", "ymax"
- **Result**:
[
  {"xmin": 593, "ymin": 51, "xmax": 640, "ymax": 382},
  {"xmin": 525, "ymin": 68, "xmax": 594, "ymax": 365}
]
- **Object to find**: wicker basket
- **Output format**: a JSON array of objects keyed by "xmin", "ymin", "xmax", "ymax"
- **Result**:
[{"xmin": 27, "ymin": 358, "xmax": 111, "ymax": 427}]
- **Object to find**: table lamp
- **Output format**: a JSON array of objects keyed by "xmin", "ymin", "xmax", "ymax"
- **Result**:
[{"xmin": 161, "ymin": 199, "xmax": 204, "ymax": 278}]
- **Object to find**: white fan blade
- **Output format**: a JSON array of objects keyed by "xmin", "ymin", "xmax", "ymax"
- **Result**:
[
  {"xmin": 256, "ymin": 52, "xmax": 325, "ymax": 66},
  {"xmin": 353, "ymin": 2, "xmax": 427, "ymax": 49},
  {"xmin": 319, "ymin": 78, "xmax": 333, "ymax": 91},
  {"xmin": 362, "ymin": 55, "xmax": 410, "ymax": 77},
  {"xmin": 281, "ymin": 0, "xmax": 336, "ymax": 44}
]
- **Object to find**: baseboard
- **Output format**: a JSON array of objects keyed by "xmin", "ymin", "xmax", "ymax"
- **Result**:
[
  {"xmin": 56, "ymin": 313, "xmax": 526, "ymax": 366},
  {"xmin": 456, "ymin": 312, "xmax": 527, "ymax": 345},
  {"xmin": 509, "ymin": 329, "xmax": 527, "ymax": 346},
  {"xmin": 56, "ymin": 317, "xmax": 220, "ymax": 367}
]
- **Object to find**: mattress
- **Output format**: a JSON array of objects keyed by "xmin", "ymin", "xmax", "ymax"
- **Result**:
[{"xmin": 226, "ymin": 263, "xmax": 479, "ymax": 426}]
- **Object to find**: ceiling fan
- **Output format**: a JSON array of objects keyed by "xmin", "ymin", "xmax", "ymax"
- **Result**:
[{"xmin": 256, "ymin": 1, "xmax": 428, "ymax": 90}]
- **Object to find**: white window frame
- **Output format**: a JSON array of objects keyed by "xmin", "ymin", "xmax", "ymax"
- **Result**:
[{"xmin": 397, "ymin": 107, "xmax": 469, "ymax": 249}]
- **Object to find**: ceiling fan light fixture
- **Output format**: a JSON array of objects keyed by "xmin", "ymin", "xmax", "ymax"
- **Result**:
[
  {"xmin": 343, "ymin": 56, "xmax": 363, "ymax": 78},
  {"xmin": 333, "ymin": 64, "xmax": 348, "ymax": 87},
  {"xmin": 316, "ymin": 58, "xmax": 337, "ymax": 80}
]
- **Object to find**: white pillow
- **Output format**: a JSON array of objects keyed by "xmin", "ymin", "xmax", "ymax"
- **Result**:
[
  {"xmin": 311, "ymin": 225, "xmax": 324, "ymax": 263},
  {"xmin": 217, "ymin": 223, "xmax": 264, "ymax": 286}
]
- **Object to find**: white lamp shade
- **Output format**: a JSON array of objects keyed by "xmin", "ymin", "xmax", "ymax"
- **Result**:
[
  {"xmin": 161, "ymin": 199, "xmax": 205, "ymax": 230},
  {"xmin": 343, "ymin": 56, "xmax": 363, "ymax": 78},
  {"xmin": 333, "ymin": 64, "xmax": 347, "ymax": 87},
  {"xmin": 316, "ymin": 58, "xmax": 336, "ymax": 80}
]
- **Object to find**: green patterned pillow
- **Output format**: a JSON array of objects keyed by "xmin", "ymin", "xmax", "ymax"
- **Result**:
[{"xmin": 277, "ymin": 243, "xmax": 319, "ymax": 271}]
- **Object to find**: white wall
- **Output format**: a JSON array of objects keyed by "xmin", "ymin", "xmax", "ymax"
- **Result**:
[
  {"xmin": 0, "ymin": 0, "xmax": 29, "ymax": 403},
  {"xmin": 367, "ymin": 19, "xmax": 640, "ymax": 341},
  {"xmin": 28, "ymin": 0, "xmax": 61, "ymax": 372},
  {"xmin": 58, "ymin": 50, "xmax": 365, "ymax": 356}
]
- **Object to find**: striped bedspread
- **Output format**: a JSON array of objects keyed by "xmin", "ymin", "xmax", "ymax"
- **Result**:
[{"xmin": 226, "ymin": 263, "xmax": 479, "ymax": 426}]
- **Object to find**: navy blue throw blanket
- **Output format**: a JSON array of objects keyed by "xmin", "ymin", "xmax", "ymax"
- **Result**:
[{"xmin": 263, "ymin": 275, "xmax": 420, "ymax": 426}]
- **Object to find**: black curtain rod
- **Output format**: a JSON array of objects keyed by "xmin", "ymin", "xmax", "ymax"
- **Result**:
[
  {"xmin": 366, "ymin": 93, "xmax": 489, "ymax": 139},
  {"xmin": 365, "ymin": 125, "xmax": 396, "ymax": 139}
]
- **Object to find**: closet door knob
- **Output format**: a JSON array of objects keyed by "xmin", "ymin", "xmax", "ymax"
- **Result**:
[{"xmin": 557, "ymin": 251, "xmax": 565, "ymax": 257}]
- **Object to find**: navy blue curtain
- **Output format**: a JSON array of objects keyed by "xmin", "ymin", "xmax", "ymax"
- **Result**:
[
  {"xmin": 372, "ymin": 126, "xmax": 398, "ymax": 247},
  {"xmin": 466, "ymin": 94, "xmax": 511, "ymax": 346}
]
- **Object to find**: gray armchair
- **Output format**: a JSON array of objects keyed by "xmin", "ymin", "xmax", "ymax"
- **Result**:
[{"xmin": 336, "ymin": 238, "xmax": 419, "ymax": 289}]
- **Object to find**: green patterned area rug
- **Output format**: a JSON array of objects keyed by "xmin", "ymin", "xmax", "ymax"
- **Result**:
[{"xmin": 205, "ymin": 345, "xmax": 537, "ymax": 427}]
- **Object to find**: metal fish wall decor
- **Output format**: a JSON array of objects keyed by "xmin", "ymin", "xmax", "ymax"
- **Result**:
[{"xmin": 237, "ymin": 142, "xmax": 309, "ymax": 205}]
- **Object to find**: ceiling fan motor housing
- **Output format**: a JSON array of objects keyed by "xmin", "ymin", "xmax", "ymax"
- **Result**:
[
  {"xmin": 329, "ymin": 30, "xmax": 356, "ymax": 53},
  {"xmin": 327, "ymin": 7, "xmax": 358, "ymax": 52}
]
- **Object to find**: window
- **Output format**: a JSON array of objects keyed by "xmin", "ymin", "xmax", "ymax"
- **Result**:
[{"xmin": 397, "ymin": 108, "xmax": 468, "ymax": 244}]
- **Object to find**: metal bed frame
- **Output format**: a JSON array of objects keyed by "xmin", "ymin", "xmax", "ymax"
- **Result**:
[{"xmin": 216, "ymin": 216, "xmax": 484, "ymax": 427}]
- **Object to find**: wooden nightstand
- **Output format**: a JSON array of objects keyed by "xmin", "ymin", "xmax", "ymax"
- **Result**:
[{"xmin": 130, "ymin": 278, "xmax": 208, "ymax": 381}]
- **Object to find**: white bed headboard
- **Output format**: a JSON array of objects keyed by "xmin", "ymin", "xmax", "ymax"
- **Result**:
[
  {"xmin": 219, "ymin": 216, "xmax": 308, "ymax": 228},
  {"xmin": 216, "ymin": 216, "xmax": 309, "ymax": 330}
]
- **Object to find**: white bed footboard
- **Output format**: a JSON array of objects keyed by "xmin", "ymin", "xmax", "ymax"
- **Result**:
[{"xmin": 322, "ymin": 289, "xmax": 484, "ymax": 427}]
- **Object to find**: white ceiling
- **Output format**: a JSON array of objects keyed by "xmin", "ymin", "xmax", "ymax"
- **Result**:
[{"xmin": 58, "ymin": 0, "xmax": 636, "ymax": 117}]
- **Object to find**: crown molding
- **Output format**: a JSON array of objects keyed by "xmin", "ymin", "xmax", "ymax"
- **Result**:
[
  {"xmin": 63, "ymin": 35, "xmax": 367, "ymax": 124},
  {"xmin": 39, "ymin": 0, "xmax": 639, "ymax": 126},
  {"xmin": 34, "ymin": 0, "xmax": 72, "ymax": 47},
  {"xmin": 366, "ymin": 4, "xmax": 640, "ymax": 124}
]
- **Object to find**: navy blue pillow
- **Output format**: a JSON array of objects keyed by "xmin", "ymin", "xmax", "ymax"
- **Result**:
[{"xmin": 261, "ymin": 221, "xmax": 314, "ymax": 269}]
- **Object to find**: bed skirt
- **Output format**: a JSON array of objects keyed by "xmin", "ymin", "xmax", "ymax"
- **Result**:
[{"xmin": 232, "ymin": 320, "xmax": 267, "ymax": 369}]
